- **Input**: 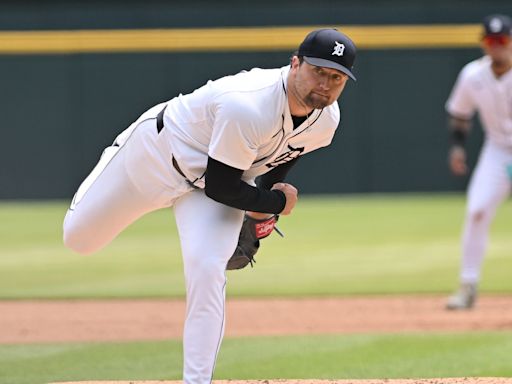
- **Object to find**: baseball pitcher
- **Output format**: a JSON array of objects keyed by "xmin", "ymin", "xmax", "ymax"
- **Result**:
[{"xmin": 63, "ymin": 28, "xmax": 357, "ymax": 383}]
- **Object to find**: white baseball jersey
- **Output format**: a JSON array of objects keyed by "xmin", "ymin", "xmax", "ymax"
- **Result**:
[
  {"xmin": 446, "ymin": 55, "xmax": 512, "ymax": 149},
  {"xmin": 64, "ymin": 64, "xmax": 344, "ymax": 384},
  {"xmin": 445, "ymin": 56, "xmax": 512, "ymax": 286},
  {"xmin": 163, "ymin": 65, "xmax": 340, "ymax": 187}
]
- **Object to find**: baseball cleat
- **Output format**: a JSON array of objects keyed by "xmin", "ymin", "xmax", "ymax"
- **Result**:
[{"xmin": 446, "ymin": 282, "xmax": 477, "ymax": 310}]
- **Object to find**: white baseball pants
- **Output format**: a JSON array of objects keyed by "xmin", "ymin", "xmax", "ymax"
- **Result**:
[
  {"xmin": 63, "ymin": 104, "xmax": 244, "ymax": 384},
  {"xmin": 459, "ymin": 140, "xmax": 512, "ymax": 283}
]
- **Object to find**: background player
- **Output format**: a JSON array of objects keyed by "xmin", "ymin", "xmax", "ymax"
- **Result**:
[
  {"xmin": 63, "ymin": 29, "xmax": 357, "ymax": 382},
  {"xmin": 445, "ymin": 14, "xmax": 512, "ymax": 310}
]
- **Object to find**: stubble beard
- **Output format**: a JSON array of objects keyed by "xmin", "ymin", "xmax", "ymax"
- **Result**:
[{"xmin": 304, "ymin": 92, "xmax": 330, "ymax": 110}]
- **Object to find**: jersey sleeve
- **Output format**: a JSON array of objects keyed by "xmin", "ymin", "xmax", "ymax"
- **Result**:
[
  {"xmin": 208, "ymin": 94, "xmax": 261, "ymax": 170},
  {"xmin": 445, "ymin": 67, "xmax": 476, "ymax": 119}
]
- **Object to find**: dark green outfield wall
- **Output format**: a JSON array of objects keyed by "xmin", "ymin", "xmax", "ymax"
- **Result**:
[
  {"xmin": 1, "ymin": 0, "xmax": 510, "ymax": 198},
  {"xmin": 1, "ymin": 0, "xmax": 511, "ymax": 29}
]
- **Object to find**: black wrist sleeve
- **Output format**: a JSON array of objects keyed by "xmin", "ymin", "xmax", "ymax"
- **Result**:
[
  {"xmin": 204, "ymin": 157, "xmax": 286, "ymax": 214},
  {"xmin": 450, "ymin": 129, "xmax": 467, "ymax": 147},
  {"xmin": 448, "ymin": 114, "xmax": 470, "ymax": 147}
]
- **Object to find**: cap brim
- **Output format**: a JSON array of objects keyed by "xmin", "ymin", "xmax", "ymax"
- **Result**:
[
  {"xmin": 304, "ymin": 56, "xmax": 357, "ymax": 81},
  {"xmin": 483, "ymin": 32, "xmax": 512, "ymax": 37}
]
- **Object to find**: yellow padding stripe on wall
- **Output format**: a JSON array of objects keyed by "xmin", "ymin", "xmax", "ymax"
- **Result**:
[{"xmin": 0, "ymin": 25, "xmax": 482, "ymax": 54}]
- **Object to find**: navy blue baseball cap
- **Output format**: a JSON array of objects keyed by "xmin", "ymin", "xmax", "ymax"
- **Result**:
[
  {"xmin": 483, "ymin": 14, "xmax": 512, "ymax": 36},
  {"xmin": 298, "ymin": 28, "xmax": 357, "ymax": 81}
]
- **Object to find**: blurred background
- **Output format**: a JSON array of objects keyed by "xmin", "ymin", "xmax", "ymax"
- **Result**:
[
  {"xmin": 2, "ymin": 0, "xmax": 512, "ymax": 200},
  {"xmin": 2, "ymin": 3, "xmax": 512, "ymax": 382}
]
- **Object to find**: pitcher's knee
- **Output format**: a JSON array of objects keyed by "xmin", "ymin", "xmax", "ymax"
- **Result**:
[
  {"xmin": 468, "ymin": 209, "xmax": 486, "ymax": 223},
  {"xmin": 184, "ymin": 244, "xmax": 229, "ymax": 278},
  {"xmin": 63, "ymin": 226, "xmax": 100, "ymax": 255}
]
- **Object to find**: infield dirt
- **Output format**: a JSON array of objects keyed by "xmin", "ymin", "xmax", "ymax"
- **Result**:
[
  {"xmin": 3, "ymin": 295, "xmax": 512, "ymax": 344},
  {"xmin": 3, "ymin": 295, "xmax": 512, "ymax": 384}
]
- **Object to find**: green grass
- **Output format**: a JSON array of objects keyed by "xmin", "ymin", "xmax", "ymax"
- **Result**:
[
  {"xmin": 0, "ymin": 340, "xmax": 183, "ymax": 384},
  {"xmin": 1, "ymin": 194, "xmax": 512, "ymax": 383},
  {"xmin": 0, "ymin": 194, "xmax": 511, "ymax": 299},
  {"xmin": 1, "ymin": 332, "xmax": 512, "ymax": 384},
  {"xmin": 0, "ymin": 201, "xmax": 185, "ymax": 298}
]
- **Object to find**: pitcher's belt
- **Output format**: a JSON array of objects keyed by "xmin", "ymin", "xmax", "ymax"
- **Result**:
[{"xmin": 156, "ymin": 105, "xmax": 199, "ymax": 189}]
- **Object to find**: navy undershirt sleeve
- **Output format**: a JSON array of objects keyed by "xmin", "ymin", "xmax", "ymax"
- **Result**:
[{"xmin": 204, "ymin": 157, "xmax": 287, "ymax": 213}]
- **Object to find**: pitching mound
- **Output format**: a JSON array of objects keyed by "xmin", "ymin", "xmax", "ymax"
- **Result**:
[{"xmin": 50, "ymin": 378, "xmax": 512, "ymax": 384}]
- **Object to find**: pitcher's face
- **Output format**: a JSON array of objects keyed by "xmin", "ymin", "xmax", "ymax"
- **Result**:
[{"xmin": 290, "ymin": 56, "xmax": 348, "ymax": 110}]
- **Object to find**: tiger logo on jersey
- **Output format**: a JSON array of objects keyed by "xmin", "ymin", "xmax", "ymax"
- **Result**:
[{"xmin": 265, "ymin": 144, "xmax": 304, "ymax": 168}]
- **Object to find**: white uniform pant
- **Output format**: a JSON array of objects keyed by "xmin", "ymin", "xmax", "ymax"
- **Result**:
[
  {"xmin": 460, "ymin": 140, "xmax": 512, "ymax": 283},
  {"xmin": 63, "ymin": 104, "xmax": 244, "ymax": 384}
]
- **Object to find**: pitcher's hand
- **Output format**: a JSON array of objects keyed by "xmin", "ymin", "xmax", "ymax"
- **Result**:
[
  {"xmin": 272, "ymin": 183, "xmax": 298, "ymax": 215},
  {"xmin": 449, "ymin": 146, "xmax": 468, "ymax": 176}
]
